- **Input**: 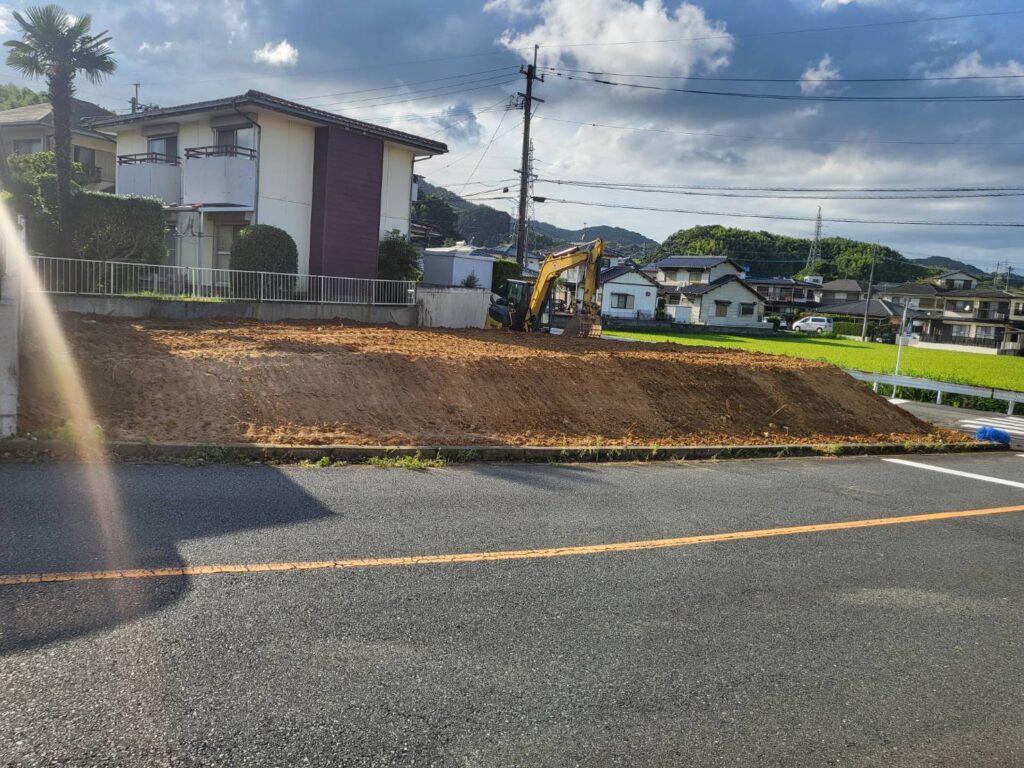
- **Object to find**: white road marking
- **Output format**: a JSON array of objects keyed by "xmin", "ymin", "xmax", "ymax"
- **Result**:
[
  {"xmin": 958, "ymin": 416, "xmax": 1024, "ymax": 437},
  {"xmin": 883, "ymin": 458, "xmax": 1024, "ymax": 490}
]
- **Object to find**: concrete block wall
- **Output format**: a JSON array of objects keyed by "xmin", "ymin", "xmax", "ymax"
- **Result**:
[
  {"xmin": 417, "ymin": 286, "xmax": 489, "ymax": 328},
  {"xmin": 0, "ymin": 273, "xmax": 19, "ymax": 437}
]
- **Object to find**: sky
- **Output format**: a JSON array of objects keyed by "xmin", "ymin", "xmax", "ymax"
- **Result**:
[{"xmin": 1, "ymin": 0, "xmax": 1023, "ymax": 271}]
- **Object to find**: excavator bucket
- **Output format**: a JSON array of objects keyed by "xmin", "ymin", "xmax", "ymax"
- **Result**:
[{"xmin": 561, "ymin": 312, "xmax": 603, "ymax": 338}]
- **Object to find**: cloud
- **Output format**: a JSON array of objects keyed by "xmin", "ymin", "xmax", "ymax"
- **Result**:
[
  {"xmin": 137, "ymin": 40, "xmax": 176, "ymax": 55},
  {"xmin": 925, "ymin": 51, "xmax": 1024, "ymax": 94},
  {"xmin": 433, "ymin": 100, "xmax": 484, "ymax": 142},
  {"xmin": 253, "ymin": 39, "xmax": 299, "ymax": 67},
  {"xmin": 800, "ymin": 54, "xmax": 840, "ymax": 94},
  {"xmin": 483, "ymin": 0, "xmax": 533, "ymax": 17},
  {"xmin": 493, "ymin": 0, "xmax": 733, "ymax": 77}
]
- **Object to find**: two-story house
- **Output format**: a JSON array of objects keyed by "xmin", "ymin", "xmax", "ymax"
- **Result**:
[
  {"xmin": 744, "ymin": 276, "xmax": 818, "ymax": 319},
  {"xmin": 645, "ymin": 255, "xmax": 764, "ymax": 327},
  {"xmin": 89, "ymin": 90, "xmax": 447, "ymax": 279},
  {"xmin": 918, "ymin": 288, "xmax": 1024, "ymax": 354},
  {"xmin": 814, "ymin": 279, "xmax": 869, "ymax": 306},
  {"xmin": 0, "ymin": 98, "xmax": 116, "ymax": 190}
]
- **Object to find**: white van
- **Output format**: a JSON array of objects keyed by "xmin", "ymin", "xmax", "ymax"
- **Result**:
[{"xmin": 792, "ymin": 316, "xmax": 833, "ymax": 334}]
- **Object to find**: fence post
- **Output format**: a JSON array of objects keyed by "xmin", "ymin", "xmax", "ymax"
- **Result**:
[
  {"xmin": 259, "ymin": 274, "xmax": 264, "ymax": 303},
  {"xmin": 935, "ymin": 390, "xmax": 943, "ymax": 405},
  {"xmin": 108, "ymin": 260, "xmax": 114, "ymax": 296},
  {"xmin": 1009, "ymin": 400, "xmax": 1016, "ymax": 416},
  {"xmin": 190, "ymin": 268, "xmax": 197, "ymax": 299}
]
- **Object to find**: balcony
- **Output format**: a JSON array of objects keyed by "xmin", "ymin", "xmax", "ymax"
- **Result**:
[
  {"xmin": 182, "ymin": 145, "xmax": 257, "ymax": 208},
  {"xmin": 976, "ymin": 309, "xmax": 1008, "ymax": 321},
  {"xmin": 920, "ymin": 332, "xmax": 1001, "ymax": 349},
  {"xmin": 116, "ymin": 153, "xmax": 181, "ymax": 204}
]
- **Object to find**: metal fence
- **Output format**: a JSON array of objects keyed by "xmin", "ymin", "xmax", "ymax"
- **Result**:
[
  {"xmin": 28, "ymin": 256, "xmax": 417, "ymax": 306},
  {"xmin": 845, "ymin": 369, "xmax": 1024, "ymax": 415}
]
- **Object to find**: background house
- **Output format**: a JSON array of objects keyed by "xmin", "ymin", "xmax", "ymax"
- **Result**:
[
  {"xmin": 642, "ymin": 255, "xmax": 745, "ymax": 287},
  {"xmin": 745, "ymin": 276, "xmax": 818, "ymax": 319},
  {"xmin": 813, "ymin": 279, "xmax": 869, "ymax": 305},
  {"xmin": 662, "ymin": 274, "xmax": 765, "ymax": 327},
  {"xmin": 595, "ymin": 262, "xmax": 659, "ymax": 320},
  {"xmin": 91, "ymin": 90, "xmax": 446, "ymax": 279},
  {"xmin": 0, "ymin": 98, "xmax": 115, "ymax": 191},
  {"xmin": 932, "ymin": 270, "xmax": 978, "ymax": 291}
]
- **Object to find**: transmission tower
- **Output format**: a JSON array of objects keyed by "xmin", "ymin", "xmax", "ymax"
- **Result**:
[{"xmin": 806, "ymin": 206, "xmax": 823, "ymax": 268}]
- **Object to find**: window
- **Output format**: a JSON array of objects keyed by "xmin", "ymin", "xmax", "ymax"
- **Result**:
[
  {"xmin": 949, "ymin": 324, "xmax": 970, "ymax": 338},
  {"xmin": 947, "ymin": 300, "xmax": 973, "ymax": 313},
  {"xmin": 714, "ymin": 300, "xmax": 730, "ymax": 318},
  {"xmin": 1014, "ymin": 302, "xmax": 1024, "ymax": 316},
  {"xmin": 975, "ymin": 325, "xmax": 996, "ymax": 339},
  {"xmin": 740, "ymin": 303, "xmax": 755, "ymax": 316},
  {"xmin": 610, "ymin": 293, "xmax": 634, "ymax": 310},
  {"xmin": 217, "ymin": 126, "xmax": 255, "ymax": 150},
  {"xmin": 687, "ymin": 270, "xmax": 703, "ymax": 283},
  {"xmin": 666, "ymin": 294, "xmax": 680, "ymax": 306},
  {"xmin": 662, "ymin": 269, "xmax": 677, "ymax": 282},
  {"xmin": 918, "ymin": 298, "xmax": 936, "ymax": 309},
  {"xmin": 165, "ymin": 224, "xmax": 179, "ymax": 266},
  {"xmin": 73, "ymin": 146, "xmax": 97, "ymax": 179},
  {"xmin": 11, "ymin": 138, "xmax": 42, "ymax": 155},
  {"xmin": 147, "ymin": 135, "xmax": 178, "ymax": 163}
]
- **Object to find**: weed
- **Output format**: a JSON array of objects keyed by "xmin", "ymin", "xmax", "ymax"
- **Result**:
[
  {"xmin": 183, "ymin": 446, "xmax": 253, "ymax": 466},
  {"xmin": 297, "ymin": 455, "xmax": 334, "ymax": 468},
  {"xmin": 366, "ymin": 451, "xmax": 445, "ymax": 470}
]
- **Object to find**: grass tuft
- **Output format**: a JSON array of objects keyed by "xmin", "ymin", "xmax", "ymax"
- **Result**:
[{"xmin": 366, "ymin": 451, "xmax": 445, "ymax": 470}]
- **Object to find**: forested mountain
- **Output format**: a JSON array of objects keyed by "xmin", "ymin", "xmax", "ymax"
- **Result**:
[
  {"xmin": 651, "ymin": 225, "xmax": 935, "ymax": 283},
  {"xmin": 907, "ymin": 255, "xmax": 986, "ymax": 278},
  {"xmin": 415, "ymin": 180, "xmax": 655, "ymax": 257},
  {"xmin": 0, "ymin": 83, "xmax": 47, "ymax": 110}
]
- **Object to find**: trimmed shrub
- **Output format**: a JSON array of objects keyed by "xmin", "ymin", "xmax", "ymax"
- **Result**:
[
  {"xmin": 70, "ymin": 192, "xmax": 166, "ymax": 264},
  {"xmin": 230, "ymin": 224, "xmax": 298, "ymax": 273},
  {"xmin": 491, "ymin": 258, "xmax": 519, "ymax": 294},
  {"xmin": 377, "ymin": 230, "xmax": 419, "ymax": 280}
]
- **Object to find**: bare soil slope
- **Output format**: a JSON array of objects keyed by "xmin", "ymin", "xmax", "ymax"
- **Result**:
[{"xmin": 20, "ymin": 316, "xmax": 950, "ymax": 447}]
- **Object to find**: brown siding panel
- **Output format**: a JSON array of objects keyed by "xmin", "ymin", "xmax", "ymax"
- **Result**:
[{"xmin": 308, "ymin": 126, "xmax": 384, "ymax": 279}]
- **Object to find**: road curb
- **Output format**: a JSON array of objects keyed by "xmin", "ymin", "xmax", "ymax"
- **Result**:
[{"xmin": 0, "ymin": 437, "xmax": 1006, "ymax": 464}]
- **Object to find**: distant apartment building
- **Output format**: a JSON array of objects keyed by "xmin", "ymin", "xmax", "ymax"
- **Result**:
[
  {"xmin": 90, "ymin": 90, "xmax": 447, "ymax": 279},
  {"xmin": 0, "ymin": 98, "xmax": 116, "ymax": 191},
  {"xmin": 917, "ymin": 288, "xmax": 1024, "ymax": 355}
]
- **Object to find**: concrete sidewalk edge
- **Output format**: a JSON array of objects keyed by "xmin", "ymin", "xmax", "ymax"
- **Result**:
[{"xmin": 0, "ymin": 437, "xmax": 1006, "ymax": 464}]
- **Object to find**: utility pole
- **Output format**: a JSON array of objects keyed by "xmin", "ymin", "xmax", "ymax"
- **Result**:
[
  {"xmin": 514, "ymin": 45, "xmax": 543, "ymax": 269},
  {"xmin": 130, "ymin": 83, "xmax": 140, "ymax": 114},
  {"xmin": 860, "ymin": 244, "xmax": 877, "ymax": 342}
]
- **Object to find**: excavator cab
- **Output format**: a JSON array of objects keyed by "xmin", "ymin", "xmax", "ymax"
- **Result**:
[{"xmin": 486, "ymin": 279, "xmax": 533, "ymax": 331}]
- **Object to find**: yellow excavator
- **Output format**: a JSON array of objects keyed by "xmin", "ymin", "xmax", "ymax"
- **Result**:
[{"xmin": 485, "ymin": 239, "xmax": 604, "ymax": 337}]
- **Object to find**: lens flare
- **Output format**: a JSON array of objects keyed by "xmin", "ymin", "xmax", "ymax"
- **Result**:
[{"xmin": 1, "ymin": 201, "xmax": 126, "ymax": 561}]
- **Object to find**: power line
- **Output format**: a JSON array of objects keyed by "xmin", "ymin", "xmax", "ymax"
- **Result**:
[
  {"xmin": 538, "ymin": 197, "xmax": 1024, "ymax": 227},
  {"xmin": 458, "ymin": 108, "xmax": 512, "ymax": 195},
  {"xmin": 539, "ymin": 65, "xmax": 1024, "ymax": 84},
  {"xmin": 543, "ymin": 70, "xmax": 1024, "ymax": 102},
  {"xmin": 301, "ymin": 73, "xmax": 519, "ymax": 109},
  {"xmin": 290, "ymin": 67, "xmax": 518, "ymax": 103},
  {"xmin": 536, "ymin": 179, "xmax": 1024, "ymax": 200},
  {"xmin": 532, "ymin": 115, "xmax": 1024, "ymax": 147},
  {"xmin": 305, "ymin": 77, "xmax": 520, "ymax": 112}
]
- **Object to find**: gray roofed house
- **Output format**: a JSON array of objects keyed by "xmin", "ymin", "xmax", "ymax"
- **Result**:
[{"xmin": 0, "ymin": 98, "xmax": 116, "ymax": 190}]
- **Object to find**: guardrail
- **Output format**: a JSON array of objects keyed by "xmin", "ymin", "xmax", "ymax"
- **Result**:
[
  {"xmin": 845, "ymin": 369, "xmax": 1024, "ymax": 415},
  {"xmin": 27, "ymin": 256, "xmax": 416, "ymax": 306}
]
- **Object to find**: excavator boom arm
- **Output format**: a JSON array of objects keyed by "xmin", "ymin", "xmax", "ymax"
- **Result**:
[{"xmin": 525, "ymin": 239, "xmax": 604, "ymax": 327}]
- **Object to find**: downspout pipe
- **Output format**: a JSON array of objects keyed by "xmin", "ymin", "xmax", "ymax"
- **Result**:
[{"xmin": 232, "ymin": 101, "xmax": 261, "ymax": 225}]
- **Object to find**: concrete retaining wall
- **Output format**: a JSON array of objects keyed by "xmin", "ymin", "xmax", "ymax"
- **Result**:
[
  {"xmin": 0, "ymin": 273, "xmax": 18, "ymax": 437},
  {"xmin": 50, "ymin": 294, "xmax": 418, "ymax": 325},
  {"xmin": 417, "ymin": 286, "xmax": 489, "ymax": 328}
]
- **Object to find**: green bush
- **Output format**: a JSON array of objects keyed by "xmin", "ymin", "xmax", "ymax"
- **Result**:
[
  {"xmin": 491, "ymin": 258, "xmax": 519, "ymax": 294},
  {"xmin": 377, "ymin": 230, "xmax": 419, "ymax": 280},
  {"xmin": 230, "ymin": 224, "xmax": 298, "ymax": 273},
  {"xmin": 70, "ymin": 193, "xmax": 166, "ymax": 264},
  {"xmin": 460, "ymin": 273, "xmax": 480, "ymax": 288}
]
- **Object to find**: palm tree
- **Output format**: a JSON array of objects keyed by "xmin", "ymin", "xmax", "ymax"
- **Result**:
[{"xmin": 4, "ymin": 6, "xmax": 114, "ymax": 252}]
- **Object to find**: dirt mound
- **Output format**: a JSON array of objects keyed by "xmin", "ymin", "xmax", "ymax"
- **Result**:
[{"xmin": 20, "ymin": 316, "xmax": 951, "ymax": 447}]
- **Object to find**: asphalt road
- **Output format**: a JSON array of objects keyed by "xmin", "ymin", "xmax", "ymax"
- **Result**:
[{"xmin": 2, "ymin": 453, "xmax": 1023, "ymax": 767}]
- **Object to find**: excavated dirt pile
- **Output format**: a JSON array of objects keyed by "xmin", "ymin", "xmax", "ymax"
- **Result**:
[{"xmin": 20, "ymin": 316, "xmax": 956, "ymax": 447}]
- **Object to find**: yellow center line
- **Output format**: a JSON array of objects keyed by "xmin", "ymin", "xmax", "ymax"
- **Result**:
[{"xmin": 3, "ymin": 503, "xmax": 1024, "ymax": 587}]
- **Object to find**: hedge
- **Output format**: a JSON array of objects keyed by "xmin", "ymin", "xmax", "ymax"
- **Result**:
[
  {"xmin": 230, "ymin": 224, "xmax": 298, "ymax": 273},
  {"xmin": 70, "ymin": 193, "xmax": 166, "ymax": 264}
]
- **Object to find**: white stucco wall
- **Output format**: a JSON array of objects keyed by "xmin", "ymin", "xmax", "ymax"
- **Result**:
[
  {"xmin": 597, "ymin": 273, "xmax": 658, "ymax": 318},
  {"xmin": 695, "ymin": 282, "xmax": 764, "ymax": 327},
  {"xmin": 379, "ymin": 143, "xmax": 414, "ymax": 237},
  {"xmin": 417, "ymin": 286, "xmax": 490, "ymax": 328},
  {"xmin": 255, "ymin": 110, "xmax": 315, "ymax": 275}
]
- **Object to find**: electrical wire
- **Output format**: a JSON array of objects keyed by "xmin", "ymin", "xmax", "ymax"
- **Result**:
[
  {"xmin": 538, "ymin": 197, "xmax": 1024, "ymax": 227},
  {"xmin": 458, "ymin": 109, "xmax": 512, "ymax": 194},
  {"xmin": 539, "ymin": 65, "xmax": 1024, "ymax": 84},
  {"xmin": 543, "ymin": 70, "xmax": 1024, "ymax": 102},
  {"xmin": 291, "ymin": 67, "xmax": 518, "ymax": 103},
  {"xmin": 532, "ymin": 115, "xmax": 1024, "ymax": 147}
]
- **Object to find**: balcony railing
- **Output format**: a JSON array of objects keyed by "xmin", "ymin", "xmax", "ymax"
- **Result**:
[
  {"xmin": 117, "ymin": 152, "xmax": 180, "ymax": 166},
  {"xmin": 920, "ymin": 333, "xmax": 1001, "ymax": 349},
  {"xmin": 185, "ymin": 145, "xmax": 257, "ymax": 160},
  {"xmin": 976, "ymin": 310, "xmax": 1008, "ymax": 321}
]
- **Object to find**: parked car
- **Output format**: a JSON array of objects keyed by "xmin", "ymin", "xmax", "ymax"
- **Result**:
[{"xmin": 792, "ymin": 316, "xmax": 833, "ymax": 334}]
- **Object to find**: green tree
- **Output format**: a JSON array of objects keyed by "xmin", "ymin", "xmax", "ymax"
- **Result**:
[
  {"xmin": 377, "ymin": 230, "xmax": 420, "ymax": 280},
  {"xmin": 0, "ymin": 81, "xmax": 46, "ymax": 109},
  {"xmin": 410, "ymin": 194, "xmax": 461, "ymax": 243},
  {"xmin": 230, "ymin": 224, "xmax": 298, "ymax": 273},
  {"xmin": 4, "ymin": 5, "xmax": 115, "ymax": 252}
]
